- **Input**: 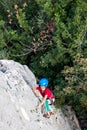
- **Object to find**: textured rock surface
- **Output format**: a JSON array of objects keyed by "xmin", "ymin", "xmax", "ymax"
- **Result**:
[
  {"xmin": 0, "ymin": 60, "xmax": 73, "ymax": 130},
  {"xmin": 62, "ymin": 106, "xmax": 81, "ymax": 130}
]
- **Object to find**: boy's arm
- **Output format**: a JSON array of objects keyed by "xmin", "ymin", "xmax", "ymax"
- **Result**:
[
  {"xmin": 37, "ymin": 95, "xmax": 47, "ymax": 109},
  {"xmin": 35, "ymin": 90, "xmax": 43, "ymax": 99},
  {"xmin": 33, "ymin": 87, "xmax": 43, "ymax": 100}
]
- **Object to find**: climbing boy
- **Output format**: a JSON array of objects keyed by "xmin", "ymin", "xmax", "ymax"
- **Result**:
[{"xmin": 34, "ymin": 78, "xmax": 55, "ymax": 118}]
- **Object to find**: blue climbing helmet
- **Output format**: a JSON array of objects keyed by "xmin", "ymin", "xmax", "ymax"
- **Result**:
[{"xmin": 39, "ymin": 78, "xmax": 48, "ymax": 87}]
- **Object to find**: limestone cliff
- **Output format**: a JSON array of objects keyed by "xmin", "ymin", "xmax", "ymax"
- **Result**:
[{"xmin": 0, "ymin": 60, "xmax": 79, "ymax": 130}]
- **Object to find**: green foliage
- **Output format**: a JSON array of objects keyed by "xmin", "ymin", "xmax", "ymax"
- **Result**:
[
  {"xmin": 62, "ymin": 53, "xmax": 87, "ymax": 88},
  {"xmin": 16, "ymin": 8, "xmax": 30, "ymax": 31},
  {"xmin": 0, "ymin": 20, "xmax": 6, "ymax": 49},
  {"xmin": 0, "ymin": 20, "xmax": 7, "ymax": 59},
  {"xmin": 0, "ymin": 1, "xmax": 34, "ymax": 61},
  {"xmin": 55, "ymin": 53, "xmax": 87, "ymax": 116},
  {"xmin": 36, "ymin": 0, "xmax": 54, "ymax": 17}
]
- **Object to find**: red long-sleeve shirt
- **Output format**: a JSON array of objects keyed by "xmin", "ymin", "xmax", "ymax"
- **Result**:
[{"xmin": 36, "ymin": 86, "xmax": 55, "ymax": 99}]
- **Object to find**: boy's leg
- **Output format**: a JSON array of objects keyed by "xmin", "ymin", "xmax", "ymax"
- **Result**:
[
  {"xmin": 44, "ymin": 99, "xmax": 54, "ymax": 117},
  {"xmin": 43, "ymin": 100, "xmax": 51, "ymax": 117},
  {"xmin": 44, "ymin": 99, "xmax": 51, "ymax": 112}
]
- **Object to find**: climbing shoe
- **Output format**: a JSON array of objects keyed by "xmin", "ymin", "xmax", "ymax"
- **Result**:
[
  {"xmin": 43, "ymin": 113, "xmax": 50, "ymax": 118},
  {"xmin": 49, "ymin": 111, "xmax": 54, "ymax": 115}
]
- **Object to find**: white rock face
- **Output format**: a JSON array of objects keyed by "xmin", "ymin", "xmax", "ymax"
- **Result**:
[{"xmin": 0, "ymin": 60, "xmax": 72, "ymax": 130}]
